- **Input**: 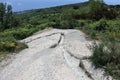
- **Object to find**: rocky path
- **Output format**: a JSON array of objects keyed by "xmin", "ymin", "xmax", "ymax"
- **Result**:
[{"xmin": 0, "ymin": 29, "xmax": 112, "ymax": 80}]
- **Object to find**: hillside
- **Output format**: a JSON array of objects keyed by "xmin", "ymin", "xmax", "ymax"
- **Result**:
[
  {"xmin": 15, "ymin": 2, "xmax": 89, "ymax": 15},
  {"xmin": 0, "ymin": 28, "xmax": 114, "ymax": 80},
  {"xmin": 0, "ymin": 0, "xmax": 120, "ymax": 80}
]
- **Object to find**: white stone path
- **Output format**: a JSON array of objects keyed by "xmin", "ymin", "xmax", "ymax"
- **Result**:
[{"xmin": 0, "ymin": 29, "xmax": 113, "ymax": 80}]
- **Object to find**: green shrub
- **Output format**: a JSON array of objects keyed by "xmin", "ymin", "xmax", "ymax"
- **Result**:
[
  {"xmin": 0, "ymin": 36, "xmax": 17, "ymax": 52},
  {"xmin": 91, "ymin": 43, "xmax": 110, "ymax": 67},
  {"xmin": 90, "ymin": 31, "xmax": 98, "ymax": 40},
  {"xmin": 89, "ymin": 19, "xmax": 108, "ymax": 31},
  {"xmin": 95, "ymin": 19, "xmax": 108, "ymax": 31},
  {"xmin": 77, "ymin": 20, "xmax": 86, "ymax": 28},
  {"xmin": 29, "ymin": 16, "xmax": 41, "ymax": 25},
  {"xmin": 91, "ymin": 39, "xmax": 120, "ymax": 66},
  {"xmin": 12, "ymin": 28, "xmax": 30, "ymax": 39},
  {"xmin": 0, "ymin": 34, "xmax": 28, "ymax": 53},
  {"xmin": 38, "ymin": 23, "xmax": 49, "ymax": 30},
  {"xmin": 0, "ymin": 27, "xmax": 39, "ymax": 40},
  {"xmin": 60, "ymin": 20, "xmax": 70, "ymax": 29},
  {"xmin": 107, "ymin": 20, "xmax": 120, "ymax": 39},
  {"xmin": 91, "ymin": 38, "xmax": 120, "ymax": 79},
  {"xmin": 24, "ymin": 24, "xmax": 34, "ymax": 29},
  {"xmin": 47, "ymin": 22, "xmax": 56, "ymax": 27},
  {"xmin": 60, "ymin": 19, "xmax": 77, "ymax": 29},
  {"xmin": 105, "ymin": 64, "xmax": 120, "ymax": 80}
]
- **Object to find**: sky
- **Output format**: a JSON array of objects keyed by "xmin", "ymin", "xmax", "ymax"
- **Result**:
[{"xmin": 0, "ymin": 0, "xmax": 120, "ymax": 12}]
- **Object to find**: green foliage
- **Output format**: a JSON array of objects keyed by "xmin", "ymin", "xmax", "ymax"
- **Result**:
[
  {"xmin": 93, "ymin": 19, "xmax": 108, "ymax": 31},
  {"xmin": 13, "ymin": 28, "xmax": 33, "ymax": 39},
  {"xmin": 78, "ymin": 20, "xmax": 85, "ymax": 27},
  {"xmin": 60, "ymin": 19, "xmax": 77, "ymax": 29},
  {"xmin": 0, "ymin": 3, "xmax": 20, "ymax": 30},
  {"xmin": 38, "ymin": 23, "xmax": 49, "ymax": 29},
  {"xmin": 0, "ymin": 23, "xmax": 49, "ymax": 40},
  {"xmin": 90, "ymin": 31, "xmax": 98, "ymax": 39},
  {"xmin": 60, "ymin": 20, "xmax": 70, "ymax": 29},
  {"xmin": 0, "ymin": 36, "xmax": 27, "ymax": 53},
  {"xmin": 77, "ymin": 20, "xmax": 91, "ymax": 28},
  {"xmin": 59, "ymin": 9, "xmax": 78, "ymax": 29},
  {"xmin": 0, "ymin": 3, "xmax": 5, "ymax": 24},
  {"xmin": 77, "ymin": 7, "xmax": 118, "ymax": 20},
  {"xmin": 89, "ymin": 0, "xmax": 105, "ymax": 11},
  {"xmin": 91, "ymin": 38, "xmax": 120, "ymax": 79},
  {"xmin": 91, "ymin": 43, "xmax": 110, "ymax": 67},
  {"xmin": 73, "ymin": 0, "xmax": 118, "ymax": 20},
  {"xmin": 105, "ymin": 64, "xmax": 120, "ymax": 80},
  {"xmin": 0, "ymin": 36, "xmax": 17, "ymax": 52},
  {"xmin": 29, "ymin": 16, "xmax": 41, "ymax": 25},
  {"xmin": 13, "ymin": 1, "xmax": 120, "ymax": 79},
  {"xmin": 106, "ymin": 20, "xmax": 120, "ymax": 39},
  {"xmin": 0, "ymin": 1, "xmax": 119, "ymax": 79},
  {"xmin": 107, "ymin": 20, "xmax": 120, "ymax": 33},
  {"xmin": 91, "ymin": 8, "xmax": 118, "ymax": 20}
]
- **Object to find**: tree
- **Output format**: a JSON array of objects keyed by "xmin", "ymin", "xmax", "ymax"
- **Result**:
[
  {"xmin": 89, "ymin": 0, "xmax": 105, "ymax": 11},
  {"xmin": 61, "ymin": 9, "xmax": 77, "ymax": 29},
  {"xmin": 4, "ymin": 5, "xmax": 13, "ymax": 28},
  {"xmin": 88, "ymin": 0, "xmax": 117, "ymax": 20},
  {"xmin": 0, "ymin": 3, "xmax": 5, "ymax": 25},
  {"xmin": 0, "ymin": 2, "xmax": 19, "ymax": 30}
]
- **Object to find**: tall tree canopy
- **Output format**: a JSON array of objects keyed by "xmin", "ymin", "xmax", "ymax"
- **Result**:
[
  {"xmin": 0, "ymin": 3, "xmax": 19, "ymax": 30},
  {"xmin": 0, "ymin": 3, "xmax": 5, "ymax": 25},
  {"xmin": 89, "ymin": 0, "xmax": 105, "ymax": 11}
]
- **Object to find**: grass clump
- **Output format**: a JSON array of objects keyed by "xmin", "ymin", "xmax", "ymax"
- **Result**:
[
  {"xmin": 91, "ymin": 38, "xmax": 120, "ymax": 79},
  {"xmin": 91, "ymin": 43, "xmax": 109, "ymax": 67}
]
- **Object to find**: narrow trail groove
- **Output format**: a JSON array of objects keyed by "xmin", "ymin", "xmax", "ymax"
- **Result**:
[{"xmin": 25, "ymin": 32, "xmax": 63, "ymax": 43}]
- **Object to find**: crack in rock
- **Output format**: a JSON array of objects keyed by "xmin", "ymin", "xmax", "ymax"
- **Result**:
[
  {"xmin": 50, "ymin": 33, "xmax": 64, "ymax": 48},
  {"xmin": 64, "ymin": 49, "xmax": 94, "ymax": 80},
  {"xmin": 64, "ymin": 48, "xmax": 113, "ymax": 80},
  {"xmin": 25, "ymin": 32, "xmax": 63, "ymax": 43},
  {"xmin": 79, "ymin": 60, "xmax": 94, "ymax": 80},
  {"xmin": 65, "ymin": 50, "xmax": 80, "ymax": 60}
]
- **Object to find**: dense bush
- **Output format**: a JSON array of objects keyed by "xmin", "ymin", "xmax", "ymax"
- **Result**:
[
  {"xmin": 60, "ymin": 19, "xmax": 77, "ymax": 29},
  {"xmin": 0, "ymin": 27, "xmax": 37, "ymax": 40},
  {"xmin": 13, "ymin": 28, "xmax": 32, "ymax": 39},
  {"xmin": 90, "ymin": 7, "xmax": 118, "ymax": 20},
  {"xmin": 77, "ymin": 7, "xmax": 118, "ymax": 20}
]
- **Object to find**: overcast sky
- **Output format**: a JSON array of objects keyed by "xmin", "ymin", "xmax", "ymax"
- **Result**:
[{"xmin": 0, "ymin": 0, "xmax": 120, "ymax": 12}]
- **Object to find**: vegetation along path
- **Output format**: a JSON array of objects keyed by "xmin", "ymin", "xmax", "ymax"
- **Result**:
[{"xmin": 0, "ymin": 29, "xmax": 113, "ymax": 80}]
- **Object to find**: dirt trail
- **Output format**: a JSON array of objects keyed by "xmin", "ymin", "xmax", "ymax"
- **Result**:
[{"xmin": 0, "ymin": 29, "xmax": 113, "ymax": 80}]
